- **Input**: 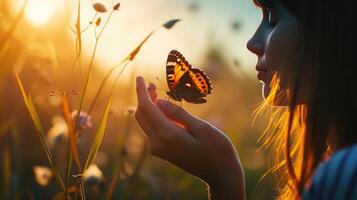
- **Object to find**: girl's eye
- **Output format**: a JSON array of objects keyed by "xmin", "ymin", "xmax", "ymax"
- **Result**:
[
  {"xmin": 263, "ymin": 8, "xmax": 278, "ymax": 27},
  {"xmin": 268, "ymin": 10, "xmax": 277, "ymax": 25}
]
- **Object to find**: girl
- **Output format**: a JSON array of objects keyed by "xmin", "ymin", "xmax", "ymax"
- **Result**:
[{"xmin": 134, "ymin": 0, "xmax": 357, "ymax": 199}]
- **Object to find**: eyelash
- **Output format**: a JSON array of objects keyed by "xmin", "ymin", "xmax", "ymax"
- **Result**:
[{"xmin": 263, "ymin": 8, "xmax": 277, "ymax": 27}]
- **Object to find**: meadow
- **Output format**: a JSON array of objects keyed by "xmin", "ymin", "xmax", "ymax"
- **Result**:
[{"xmin": 0, "ymin": 0, "xmax": 276, "ymax": 199}]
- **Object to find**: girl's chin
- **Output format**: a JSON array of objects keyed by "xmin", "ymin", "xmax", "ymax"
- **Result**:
[
  {"xmin": 261, "ymin": 82, "xmax": 289, "ymax": 106},
  {"xmin": 262, "ymin": 82, "xmax": 271, "ymax": 100}
]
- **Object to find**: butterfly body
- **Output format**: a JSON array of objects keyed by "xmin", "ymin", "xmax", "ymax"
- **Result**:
[{"xmin": 166, "ymin": 50, "xmax": 212, "ymax": 104}]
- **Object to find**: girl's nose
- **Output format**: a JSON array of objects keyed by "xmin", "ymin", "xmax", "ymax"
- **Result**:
[{"xmin": 246, "ymin": 38, "xmax": 264, "ymax": 56}]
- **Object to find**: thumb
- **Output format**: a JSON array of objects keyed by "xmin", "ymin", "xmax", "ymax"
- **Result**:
[{"xmin": 155, "ymin": 99, "xmax": 205, "ymax": 132}]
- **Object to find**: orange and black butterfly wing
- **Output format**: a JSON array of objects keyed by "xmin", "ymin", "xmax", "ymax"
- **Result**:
[
  {"xmin": 179, "ymin": 68, "xmax": 213, "ymax": 104},
  {"xmin": 189, "ymin": 68, "xmax": 212, "ymax": 95},
  {"xmin": 166, "ymin": 50, "xmax": 191, "ymax": 101}
]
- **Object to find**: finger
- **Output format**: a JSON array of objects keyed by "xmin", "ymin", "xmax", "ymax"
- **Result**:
[
  {"xmin": 147, "ymin": 82, "xmax": 158, "ymax": 102},
  {"xmin": 135, "ymin": 76, "xmax": 162, "ymax": 123},
  {"xmin": 155, "ymin": 99, "xmax": 208, "ymax": 136},
  {"xmin": 136, "ymin": 96, "xmax": 198, "ymax": 148},
  {"xmin": 135, "ymin": 110, "xmax": 156, "ymax": 140},
  {"xmin": 136, "ymin": 109, "xmax": 196, "ymax": 150},
  {"xmin": 136, "ymin": 76, "xmax": 152, "ymax": 105},
  {"xmin": 137, "ymin": 109, "xmax": 199, "ymax": 162},
  {"xmin": 135, "ymin": 76, "xmax": 174, "ymax": 130},
  {"xmin": 135, "ymin": 111, "xmax": 163, "ymax": 154}
]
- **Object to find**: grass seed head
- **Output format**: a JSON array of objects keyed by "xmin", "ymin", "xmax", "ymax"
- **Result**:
[
  {"xmin": 93, "ymin": 2, "xmax": 108, "ymax": 13},
  {"xmin": 113, "ymin": 2, "xmax": 120, "ymax": 10},
  {"xmin": 96, "ymin": 17, "xmax": 102, "ymax": 26}
]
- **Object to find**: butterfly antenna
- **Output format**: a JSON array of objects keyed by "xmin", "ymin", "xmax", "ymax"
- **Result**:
[
  {"xmin": 155, "ymin": 77, "xmax": 169, "ymax": 91},
  {"xmin": 152, "ymin": 77, "xmax": 169, "ymax": 91}
]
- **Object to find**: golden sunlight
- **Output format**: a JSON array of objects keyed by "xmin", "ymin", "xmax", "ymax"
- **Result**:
[{"xmin": 21, "ymin": 0, "xmax": 62, "ymax": 25}]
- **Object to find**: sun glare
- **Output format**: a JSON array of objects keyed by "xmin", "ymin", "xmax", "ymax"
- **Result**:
[{"xmin": 21, "ymin": 0, "xmax": 62, "ymax": 25}]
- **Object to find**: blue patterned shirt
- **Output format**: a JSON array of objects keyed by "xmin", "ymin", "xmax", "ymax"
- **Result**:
[{"xmin": 302, "ymin": 143, "xmax": 357, "ymax": 200}]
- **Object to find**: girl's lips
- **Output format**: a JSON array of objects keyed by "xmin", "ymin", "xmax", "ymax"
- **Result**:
[{"xmin": 257, "ymin": 71, "xmax": 275, "ymax": 81}]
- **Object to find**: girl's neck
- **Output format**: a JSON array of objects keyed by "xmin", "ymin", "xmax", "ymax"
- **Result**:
[{"xmin": 327, "ymin": 124, "xmax": 340, "ymax": 152}]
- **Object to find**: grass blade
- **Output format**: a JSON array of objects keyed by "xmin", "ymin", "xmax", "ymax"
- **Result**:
[
  {"xmin": 88, "ymin": 19, "xmax": 179, "ymax": 115},
  {"xmin": 0, "ymin": 0, "xmax": 28, "ymax": 60},
  {"xmin": 15, "ymin": 72, "xmax": 65, "ymax": 192},
  {"xmin": 84, "ymin": 95, "xmax": 112, "ymax": 171},
  {"xmin": 65, "ymin": 143, "xmax": 73, "ymax": 200},
  {"xmin": 127, "ymin": 31, "xmax": 153, "ymax": 61},
  {"xmin": 87, "ymin": 59, "xmax": 127, "ymax": 114},
  {"xmin": 88, "ymin": 30, "xmax": 154, "ymax": 114},
  {"xmin": 105, "ymin": 114, "xmax": 131, "ymax": 200},
  {"xmin": 61, "ymin": 95, "xmax": 81, "ymax": 169},
  {"xmin": 75, "ymin": 0, "xmax": 82, "ymax": 57},
  {"xmin": 16, "ymin": 77, "xmax": 43, "ymax": 132},
  {"xmin": 61, "ymin": 95, "xmax": 86, "ymax": 200},
  {"xmin": 75, "ymin": 10, "xmax": 115, "ymax": 126}
]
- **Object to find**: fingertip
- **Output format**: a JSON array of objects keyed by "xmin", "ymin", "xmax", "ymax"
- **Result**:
[
  {"xmin": 136, "ymin": 76, "xmax": 144, "ymax": 83},
  {"xmin": 136, "ymin": 76, "xmax": 145, "ymax": 89},
  {"xmin": 136, "ymin": 76, "xmax": 150, "ymax": 104},
  {"xmin": 148, "ymin": 82, "xmax": 156, "ymax": 90},
  {"xmin": 148, "ymin": 82, "xmax": 158, "ymax": 102}
]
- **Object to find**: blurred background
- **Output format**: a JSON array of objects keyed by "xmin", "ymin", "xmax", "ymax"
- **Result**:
[{"xmin": 0, "ymin": 0, "xmax": 277, "ymax": 199}]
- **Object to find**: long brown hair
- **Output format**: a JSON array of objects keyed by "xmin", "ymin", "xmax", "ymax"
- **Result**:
[{"xmin": 254, "ymin": 0, "xmax": 357, "ymax": 199}]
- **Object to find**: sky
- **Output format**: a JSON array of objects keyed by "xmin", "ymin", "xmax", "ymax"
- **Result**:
[
  {"xmin": 77, "ymin": 0, "xmax": 262, "ymax": 75},
  {"xmin": 17, "ymin": 0, "xmax": 262, "ymax": 76}
]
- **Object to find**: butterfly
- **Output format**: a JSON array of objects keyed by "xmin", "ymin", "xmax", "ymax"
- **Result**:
[{"xmin": 166, "ymin": 50, "xmax": 212, "ymax": 104}]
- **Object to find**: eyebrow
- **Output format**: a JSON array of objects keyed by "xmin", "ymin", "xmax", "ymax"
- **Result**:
[
  {"xmin": 253, "ymin": 0, "xmax": 272, "ymax": 8},
  {"xmin": 253, "ymin": 0, "xmax": 262, "ymax": 7}
]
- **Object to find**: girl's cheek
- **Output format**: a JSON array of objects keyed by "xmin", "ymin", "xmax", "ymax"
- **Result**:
[
  {"xmin": 265, "ymin": 21, "xmax": 299, "ymax": 72},
  {"xmin": 264, "ymin": 29, "xmax": 282, "ymax": 71}
]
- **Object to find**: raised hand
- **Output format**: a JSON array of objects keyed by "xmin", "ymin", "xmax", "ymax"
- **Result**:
[{"xmin": 135, "ymin": 76, "xmax": 246, "ymax": 200}]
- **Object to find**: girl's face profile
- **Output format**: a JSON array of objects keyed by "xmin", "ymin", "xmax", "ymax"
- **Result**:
[{"xmin": 247, "ymin": 0, "xmax": 299, "ymax": 104}]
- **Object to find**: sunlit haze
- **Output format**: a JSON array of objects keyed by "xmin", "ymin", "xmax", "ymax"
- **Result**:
[
  {"xmin": 73, "ymin": 0, "xmax": 261, "ymax": 74},
  {"xmin": 1, "ymin": 1, "xmax": 275, "ymax": 199},
  {"xmin": 18, "ymin": 0, "xmax": 64, "ymax": 25},
  {"xmin": 14, "ymin": 0, "xmax": 261, "ymax": 74}
]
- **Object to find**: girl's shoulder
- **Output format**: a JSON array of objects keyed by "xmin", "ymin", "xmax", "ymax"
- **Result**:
[{"xmin": 302, "ymin": 143, "xmax": 357, "ymax": 200}]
